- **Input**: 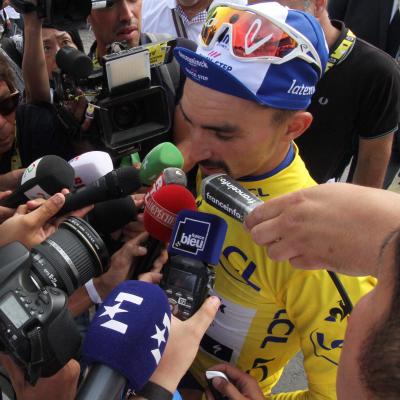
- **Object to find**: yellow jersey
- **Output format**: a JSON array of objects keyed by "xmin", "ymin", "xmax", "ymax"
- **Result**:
[{"xmin": 191, "ymin": 144, "xmax": 375, "ymax": 399}]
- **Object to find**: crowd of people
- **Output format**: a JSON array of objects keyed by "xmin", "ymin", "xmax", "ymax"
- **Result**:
[{"xmin": 0, "ymin": 0, "xmax": 398, "ymax": 399}]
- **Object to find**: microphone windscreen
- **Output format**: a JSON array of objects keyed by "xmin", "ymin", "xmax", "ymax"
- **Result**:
[
  {"xmin": 144, "ymin": 184, "xmax": 197, "ymax": 243},
  {"xmin": 69, "ymin": 151, "xmax": 114, "ymax": 188},
  {"xmin": 82, "ymin": 280, "xmax": 171, "ymax": 391},
  {"xmin": 87, "ymin": 196, "xmax": 137, "ymax": 234},
  {"xmin": 139, "ymin": 142, "xmax": 184, "ymax": 186},
  {"xmin": 3, "ymin": 155, "xmax": 75, "ymax": 206},
  {"xmin": 56, "ymin": 46, "xmax": 93, "ymax": 79},
  {"xmin": 168, "ymin": 210, "xmax": 227, "ymax": 265},
  {"xmin": 112, "ymin": 167, "xmax": 142, "ymax": 195}
]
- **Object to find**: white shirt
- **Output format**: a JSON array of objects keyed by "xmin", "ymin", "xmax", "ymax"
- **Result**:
[
  {"xmin": 391, "ymin": 0, "xmax": 399, "ymax": 21},
  {"xmin": 142, "ymin": 0, "xmax": 205, "ymax": 43}
]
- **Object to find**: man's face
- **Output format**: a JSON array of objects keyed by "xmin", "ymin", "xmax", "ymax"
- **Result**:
[
  {"xmin": 176, "ymin": 79, "xmax": 292, "ymax": 179},
  {"xmin": 42, "ymin": 28, "xmax": 78, "ymax": 78},
  {"xmin": 89, "ymin": 0, "xmax": 142, "ymax": 50},
  {"xmin": 337, "ymin": 236, "xmax": 395, "ymax": 399},
  {"xmin": 0, "ymin": 80, "xmax": 16, "ymax": 154}
]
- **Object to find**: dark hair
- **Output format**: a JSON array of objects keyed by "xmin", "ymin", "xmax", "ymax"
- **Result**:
[
  {"xmin": 0, "ymin": 52, "xmax": 17, "ymax": 92},
  {"xmin": 41, "ymin": 21, "xmax": 85, "ymax": 53},
  {"xmin": 272, "ymin": 109, "xmax": 297, "ymax": 125},
  {"xmin": 358, "ymin": 231, "xmax": 400, "ymax": 399}
]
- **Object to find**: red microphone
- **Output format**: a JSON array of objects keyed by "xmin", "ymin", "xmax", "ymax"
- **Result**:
[
  {"xmin": 131, "ymin": 184, "xmax": 196, "ymax": 279},
  {"xmin": 144, "ymin": 184, "xmax": 197, "ymax": 243}
]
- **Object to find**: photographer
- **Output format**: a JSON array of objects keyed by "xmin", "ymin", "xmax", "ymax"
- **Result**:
[
  {"xmin": 17, "ymin": 5, "xmax": 88, "ymax": 166},
  {"xmin": 17, "ymin": 0, "xmax": 192, "ymax": 168}
]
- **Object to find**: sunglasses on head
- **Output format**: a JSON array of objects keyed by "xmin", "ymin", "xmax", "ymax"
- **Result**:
[
  {"xmin": 200, "ymin": 3, "xmax": 323, "ymax": 76},
  {"xmin": 0, "ymin": 91, "xmax": 20, "ymax": 116}
]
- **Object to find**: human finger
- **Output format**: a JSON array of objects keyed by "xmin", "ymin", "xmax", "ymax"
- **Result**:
[
  {"xmin": 26, "ymin": 197, "xmax": 47, "ymax": 210},
  {"xmin": 24, "ymin": 193, "xmax": 65, "ymax": 227},
  {"xmin": 0, "ymin": 206, "xmax": 15, "ymax": 223},
  {"xmin": 244, "ymin": 191, "xmax": 300, "ymax": 231},
  {"xmin": 186, "ymin": 296, "xmax": 220, "ymax": 334},
  {"xmin": 248, "ymin": 218, "xmax": 284, "ymax": 247},
  {"xmin": 138, "ymin": 271, "xmax": 162, "ymax": 284},
  {"xmin": 212, "ymin": 377, "xmax": 246, "ymax": 400}
]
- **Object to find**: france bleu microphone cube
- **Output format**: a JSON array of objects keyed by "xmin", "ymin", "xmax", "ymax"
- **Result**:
[{"xmin": 168, "ymin": 210, "xmax": 227, "ymax": 265}]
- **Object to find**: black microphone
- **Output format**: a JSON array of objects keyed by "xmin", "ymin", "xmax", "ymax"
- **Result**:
[
  {"xmin": 57, "ymin": 167, "xmax": 141, "ymax": 216},
  {"xmin": 0, "ymin": 155, "xmax": 75, "ymax": 208},
  {"xmin": 56, "ymin": 46, "xmax": 93, "ymax": 79},
  {"xmin": 86, "ymin": 196, "xmax": 138, "ymax": 235}
]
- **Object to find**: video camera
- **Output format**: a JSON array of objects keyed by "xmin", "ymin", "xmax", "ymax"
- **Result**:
[
  {"xmin": 9, "ymin": 0, "xmax": 112, "ymax": 29},
  {"xmin": 0, "ymin": 217, "xmax": 109, "ymax": 383},
  {"xmin": 54, "ymin": 42, "xmax": 173, "ymax": 157}
]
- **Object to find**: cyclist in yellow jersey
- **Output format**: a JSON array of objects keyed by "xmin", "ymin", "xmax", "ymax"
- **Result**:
[{"xmin": 173, "ymin": 2, "xmax": 375, "ymax": 398}]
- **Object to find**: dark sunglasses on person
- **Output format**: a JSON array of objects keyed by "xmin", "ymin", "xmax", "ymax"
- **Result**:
[{"xmin": 0, "ymin": 91, "xmax": 20, "ymax": 116}]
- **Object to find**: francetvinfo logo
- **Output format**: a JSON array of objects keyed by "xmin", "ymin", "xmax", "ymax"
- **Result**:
[{"xmin": 171, "ymin": 216, "xmax": 210, "ymax": 256}]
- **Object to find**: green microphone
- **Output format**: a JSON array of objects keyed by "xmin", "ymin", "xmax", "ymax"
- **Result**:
[{"xmin": 139, "ymin": 142, "xmax": 184, "ymax": 186}]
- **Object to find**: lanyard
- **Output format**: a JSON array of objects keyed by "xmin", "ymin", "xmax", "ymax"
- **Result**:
[{"xmin": 325, "ymin": 29, "xmax": 356, "ymax": 72}]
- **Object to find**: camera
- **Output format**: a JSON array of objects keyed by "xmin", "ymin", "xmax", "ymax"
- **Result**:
[
  {"xmin": 160, "ymin": 255, "xmax": 214, "ymax": 321},
  {"xmin": 0, "ymin": 217, "xmax": 109, "ymax": 383},
  {"xmin": 9, "ymin": 0, "xmax": 98, "ymax": 29},
  {"xmin": 54, "ymin": 42, "xmax": 172, "ymax": 157}
]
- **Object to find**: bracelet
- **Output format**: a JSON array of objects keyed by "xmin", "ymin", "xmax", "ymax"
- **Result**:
[
  {"xmin": 135, "ymin": 381, "xmax": 173, "ymax": 400},
  {"xmin": 85, "ymin": 279, "xmax": 103, "ymax": 304}
]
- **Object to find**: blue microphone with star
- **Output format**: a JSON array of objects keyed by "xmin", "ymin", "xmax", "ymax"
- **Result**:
[{"xmin": 77, "ymin": 280, "xmax": 171, "ymax": 400}]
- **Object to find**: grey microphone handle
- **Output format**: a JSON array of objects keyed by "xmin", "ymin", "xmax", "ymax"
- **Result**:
[
  {"xmin": 76, "ymin": 364, "xmax": 127, "ymax": 400},
  {"xmin": 201, "ymin": 174, "xmax": 263, "ymax": 222}
]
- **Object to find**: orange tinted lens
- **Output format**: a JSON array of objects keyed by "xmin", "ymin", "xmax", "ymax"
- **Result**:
[
  {"xmin": 202, "ymin": 6, "xmax": 298, "ymax": 59},
  {"xmin": 201, "ymin": 6, "xmax": 234, "ymax": 46}
]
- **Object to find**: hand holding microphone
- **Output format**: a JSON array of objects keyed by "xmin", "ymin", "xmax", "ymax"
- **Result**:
[
  {"xmin": 77, "ymin": 280, "xmax": 172, "ymax": 400},
  {"xmin": 0, "ymin": 155, "xmax": 75, "ymax": 209}
]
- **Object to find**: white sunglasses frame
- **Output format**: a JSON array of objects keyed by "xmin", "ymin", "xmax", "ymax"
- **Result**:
[{"xmin": 199, "ymin": 3, "xmax": 323, "ymax": 77}]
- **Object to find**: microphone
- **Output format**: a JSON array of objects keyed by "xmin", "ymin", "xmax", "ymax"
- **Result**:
[
  {"xmin": 168, "ymin": 210, "xmax": 228, "ymax": 265},
  {"xmin": 143, "ymin": 184, "xmax": 197, "ymax": 243},
  {"xmin": 201, "ymin": 174, "xmax": 263, "ymax": 223},
  {"xmin": 69, "ymin": 151, "xmax": 114, "ymax": 189},
  {"xmin": 0, "ymin": 155, "xmax": 75, "ymax": 208},
  {"xmin": 77, "ymin": 280, "xmax": 171, "ymax": 400},
  {"xmin": 144, "ymin": 167, "xmax": 187, "ymax": 205},
  {"xmin": 139, "ymin": 142, "xmax": 184, "ymax": 186},
  {"xmin": 57, "ymin": 167, "xmax": 141, "ymax": 215},
  {"xmin": 131, "ymin": 184, "xmax": 196, "ymax": 279},
  {"xmin": 160, "ymin": 211, "xmax": 227, "ymax": 320},
  {"xmin": 56, "ymin": 46, "xmax": 93, "ymax": 79},
  {"xmin": 86, "ymin": 196, "xmax": 138, "ymax": 235}
]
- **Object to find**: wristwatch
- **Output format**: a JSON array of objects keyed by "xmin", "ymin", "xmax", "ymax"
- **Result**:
[{"xmin": 132, "ymin": 382, "xmax": 173, "ymax": 400}]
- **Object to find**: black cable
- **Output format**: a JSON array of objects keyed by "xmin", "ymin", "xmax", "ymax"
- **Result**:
[{"xmin": 327, "ymin": 270, "xmax": 353, "ymax": 315}]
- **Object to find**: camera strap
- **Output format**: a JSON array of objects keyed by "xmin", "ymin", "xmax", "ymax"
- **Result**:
[
  {"xmin": 171, "ymin": 8, "xmax": 189, "ymax": 39},
  {"xmin": 26, "ymin": 327, "xmax": 45, "ymax": 384}
]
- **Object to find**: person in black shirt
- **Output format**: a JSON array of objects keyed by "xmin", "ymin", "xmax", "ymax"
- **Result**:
[{"xmin": 255, "ymin": 0, "xmax": 400, "ymax": 188}]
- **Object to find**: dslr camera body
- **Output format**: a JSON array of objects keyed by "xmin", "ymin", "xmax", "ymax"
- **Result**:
[{"xmin": 0, "ymin": 217, "xmax": 108, "ymax": 383}]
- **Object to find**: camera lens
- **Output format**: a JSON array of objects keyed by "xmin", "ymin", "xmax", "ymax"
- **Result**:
[
  {"xmin": 30, "ymin": 217, "xmax": 109, "ymax": 296},
  {"xmin": 112, "ymin": 101, "xmax": 144, "ymax": 130}
]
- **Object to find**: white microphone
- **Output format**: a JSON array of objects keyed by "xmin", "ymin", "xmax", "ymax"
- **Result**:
[{"xmin": 69, "ymin": 151, "xmax": 114, "ymax": 189}]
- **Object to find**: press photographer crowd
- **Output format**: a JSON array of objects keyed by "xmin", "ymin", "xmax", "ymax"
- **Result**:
[{"xmin": 0, "ymin": 0, "xmax": 398, "ymax": 399}]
